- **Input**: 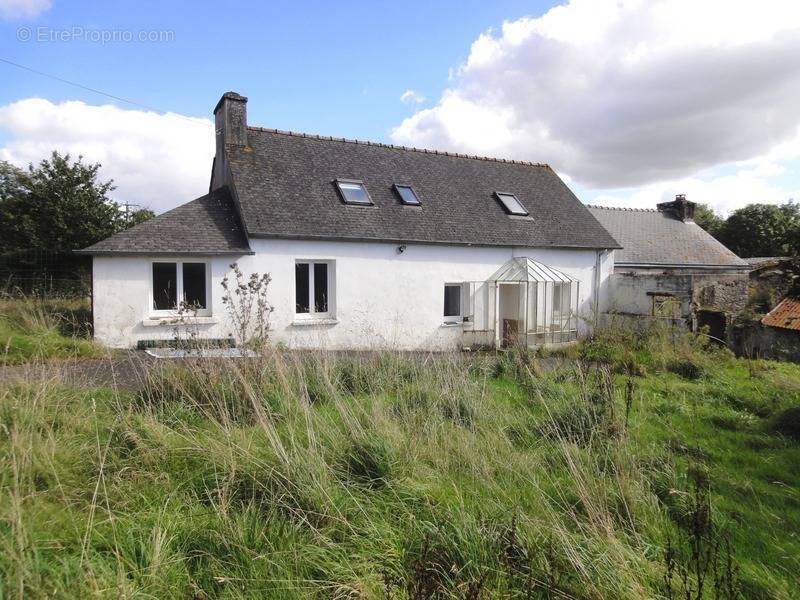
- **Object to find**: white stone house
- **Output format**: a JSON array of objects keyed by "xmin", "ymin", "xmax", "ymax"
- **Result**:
[{"xmin": 79, "ymin": 92, "xmax": 620, "ymax": 350}]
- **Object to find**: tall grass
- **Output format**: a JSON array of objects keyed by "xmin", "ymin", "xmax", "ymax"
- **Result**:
[
  {"xmin": 0, "ymin": 296, "xmax": 106, "ymax": 365},
  {"xmin": 1, "ymin": 332, "xmax": 799, "ymax": 597}
]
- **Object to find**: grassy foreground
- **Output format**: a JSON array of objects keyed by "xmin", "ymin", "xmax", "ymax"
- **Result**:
[
  {"xmin": 0, "ymin": 297, "xmax": 107, "ymax": 365},
  {"xmin": 0, "ymin": 326, "xmax": 799, "ymax": 598}
]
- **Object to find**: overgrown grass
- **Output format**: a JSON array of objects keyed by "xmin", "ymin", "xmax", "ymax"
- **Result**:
[
  {"xmin": 0, "ymin": 297, "xmax": 107, "ymax": 365},
  {"xmin": 0, "ymin": 327, "xmax": 798, "ymax": 598}
]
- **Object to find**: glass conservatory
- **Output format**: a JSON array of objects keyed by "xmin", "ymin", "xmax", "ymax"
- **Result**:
[{"xmin": 461, "ymin": 257, "xmax": 580, "ymax": 349}]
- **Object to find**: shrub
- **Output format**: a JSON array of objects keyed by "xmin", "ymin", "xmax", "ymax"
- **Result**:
[
  {"xmin": 668, "ymin": 359, "xmax": 705, "ymax": 380},
  {"xmin": 769, "ymin": 407, "xmax": 800, "ymax": 442}
]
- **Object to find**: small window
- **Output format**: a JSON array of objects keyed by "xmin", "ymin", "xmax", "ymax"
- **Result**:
[
  {"xmin": 652, "ymin": 294, "xmax": 680, "ymax": 318},
  {"xmin": 335, "ymin": 179, "xmax": 372, "ymax": 205},
  {"xmin": 153, "ymin": 263, "xmax": 177, "ymax": 310},
  {"xmin": 314, "ymin": 263, "xmax": 328, "ymax": 312},
  {"xmin": 183, "ymin": 263, "xmax": 207, "ymax": 309},
  {"xmin": 296, "ymin": 260, "xmax": 333, "ymax": 318},
  {"xmin": 295, "ymin": 263, "xmax": 310, "ymax": 313},
  {"xmin": 394, "ymin": 184, "xmax": 421, "ymax": 206},
  {"xmin": 495, "ymin": 192, "xmax": 529, "ymax": 216},
  {"xmin": 444, "ymin": 283, "xmax": 462, "ymax": 322},
  {"xmin": 152, "ymin": 261, "xmax": 209, "ymax": 313}
]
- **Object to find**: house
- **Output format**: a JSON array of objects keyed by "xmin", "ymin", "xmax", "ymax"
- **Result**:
[
  {"xmin": 79, "ymin": 92, "xmax": 620, "ymax": 350},
  {"xmin": 753, "ymin": 297, "xmax": 800, "ymax": 362},
  {"xmin": 727, "ymin": 257, "xmax": 800, "ymax": 361},
  {"xmin": 587, "ymin": 197, "xmax": 749, "ymax": 340}
]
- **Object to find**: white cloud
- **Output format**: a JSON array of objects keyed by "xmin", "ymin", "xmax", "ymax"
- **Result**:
[
  {"xmin": 400, "ymin": 89, "xmax": 426, "ymax": 105},
  {"xmin": 0, "ymin": 0, "xmax": 51, "ymax": 19},
  {"xmin": 0, "ymin": 98, "xmax": 214, "ymax": 213},
  {"xmin": 392, "ymin": 0, "xmax": 800, "ymax": 190},
  {"xmin": 588, "ymin": 168, "xmax": 799, "ymax": 217},
  {"xmin": 587, "ymin": 124, "xmax": 800, "ymax": 214}
]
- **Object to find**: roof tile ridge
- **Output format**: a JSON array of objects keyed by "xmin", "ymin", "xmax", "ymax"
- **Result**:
[
  {"xmin": 246, "ymin": 125, "xmax": 550, "ymax": 168},
  {"xmin": 586, "ymin": 204, "xmax": 658, "ymax": 212}
]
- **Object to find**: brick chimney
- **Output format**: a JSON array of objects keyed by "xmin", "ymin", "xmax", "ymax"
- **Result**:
[
  {"xmin": 211, "ymin": 91, "xmax": 248, "ymax": 190},
  {"xmin": 657, "ymin": 194, "xmax": 695, "ymax": 222}
]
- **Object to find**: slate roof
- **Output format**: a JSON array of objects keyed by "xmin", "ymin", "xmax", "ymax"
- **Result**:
[
  {"xmin": 762, "ymin": 297, "xmax": 800, "ymax": 331},
  {"xmin": 587, "ymin": 206, "xmax": 748, "ymax": 269},
  {"xmin": 225, "ymin": 127, "xmax": 620, "ymax": 249},
  {"xmin": 78, "ymin": 187, "xmax": 252, "ymax": 255}
]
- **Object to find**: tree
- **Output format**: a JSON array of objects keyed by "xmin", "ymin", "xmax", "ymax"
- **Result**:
[
  {"xmin": 717, "ymin": 203, "xmax": 795, "ymax": 258},
  {"xmin": 126, "ymin": 207, "xmax": 156, "ymax": 227},
  {"xmin": 779, "ymin": 201, "xmax": 800, "ymax": 256},
  {"xmin": 0, "ymin": 152, "xmax": 152, "ymax": 254},
  {"xmin": 693, "ymin": 203, "xmax": 724, "ymax": 237}
]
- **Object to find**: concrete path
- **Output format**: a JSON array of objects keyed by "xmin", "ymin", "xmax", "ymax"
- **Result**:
[
  {"xmin": 0, "ymin": 352, "xmax": 156, "ymax": 391},
  {"xmin": 0, "ymin": 350, "xmax": 570, "ymax": 392}
]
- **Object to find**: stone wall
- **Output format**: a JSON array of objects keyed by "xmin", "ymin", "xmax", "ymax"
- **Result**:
[
  {"xmin": 607, "ymin": 268, "xmax": 748, "ymax": 321},
  {"xmin": 748, "ymin": 258, "xmax": 800, "ymax": 313},
  {"xmin": 731, "ymin": 320, "xmax": 800, "ymax": 363},
  {"xmin": 691, "ymin": 272, "xmax": 749, "ymax": 314}
]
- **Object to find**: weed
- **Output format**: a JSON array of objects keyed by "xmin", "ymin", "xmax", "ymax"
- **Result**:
[
  {"xmin": 662, "ymin": 469, "xmax": 741, "ymax": 600},
  {"xmin": 220, "ymin": 262, "xmax": 273, "ymax": 348}
]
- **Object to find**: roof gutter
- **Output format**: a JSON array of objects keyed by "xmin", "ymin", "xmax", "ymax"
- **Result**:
[
  {"xmin": 245, "ymin": 231, "xmax": 622, "ymax": 251},
  {"xmin": 614, "ymin": 262, "xmax": 750, "ymax": 271},
  {"xmin": 73, "ymin": 249, "xmax": 255, "ymax": 256}
]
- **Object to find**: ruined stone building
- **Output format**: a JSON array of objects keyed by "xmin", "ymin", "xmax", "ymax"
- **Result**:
[{"xmin": 588, "ymin": 195, "xmax": 749, "ymax": 340}]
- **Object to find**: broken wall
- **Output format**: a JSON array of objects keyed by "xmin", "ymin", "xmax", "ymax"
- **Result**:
[{"xmin": 607, "ymin": 268, "xmax": 748, "ymax": 324}]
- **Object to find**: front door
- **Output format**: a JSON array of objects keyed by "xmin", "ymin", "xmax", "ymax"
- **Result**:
[{"xmin": 497, "ymin": 283, "xmax": 523, "ymax": 348}]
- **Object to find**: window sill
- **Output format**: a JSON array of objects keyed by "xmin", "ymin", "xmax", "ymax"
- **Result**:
[
  {"xmin": 441, "ymin": 321, "xmax": 463, "ymax": 328},
  {"xmin": 291, "ymin": 318, "xmax": 339, "ymax": 327},
  {"xmin": 142, "ymin": 316, "xmax": 218, "ymax": 327}
]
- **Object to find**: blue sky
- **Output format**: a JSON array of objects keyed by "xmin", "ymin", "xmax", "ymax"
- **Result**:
[
  {"xmin": 0, "ymin": 0, "xmax": 548, "ymax": 140},
  {"xmin": 1, "ymin": 0, "xmax": 799, "ymax": 215}
]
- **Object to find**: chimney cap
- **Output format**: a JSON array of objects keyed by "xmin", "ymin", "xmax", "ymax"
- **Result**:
[
  {"xmin": 214, "ymin": 91, "xmax": 248, "ymax": 115},
  {"xmin": 657, "ymin": 193, "xmax": 696, "ymax": 222}
]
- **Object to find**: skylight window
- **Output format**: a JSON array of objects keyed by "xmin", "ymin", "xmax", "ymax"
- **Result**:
[
  {"xmin": 495, "ymin": 192, "xmax": 529, "ymax": 216},
  {"xmin": 335, "ymin": 179, "xmax": 373, "ymax": 205},
  {"xmin": 394, "ymin": 184, "xmax": 421, "ymax": 206}
]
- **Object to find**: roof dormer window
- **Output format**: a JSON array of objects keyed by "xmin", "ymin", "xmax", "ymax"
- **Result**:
[
  {"xmin": 394, "ymin": 184, "xmax": 421, "ymax": 206},
  {"xmin": 335, "ymin": 179, "xmax": 373, "ymax": 205},
  {"xmin": 495, "ymin": 192, "xmax": 529, "ymax": 216}
]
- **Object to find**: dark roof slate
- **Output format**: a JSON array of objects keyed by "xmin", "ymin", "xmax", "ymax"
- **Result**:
[
  {"xmin": 226, "ymin": 127, "xmax": 620, "ymax": 249},
  {"xmin": 79, "ymin": 187, "xmax": 251, "ymax": 255},
  {"xmin": 587, "ymin": 206, "xmax": 748, "ymax": 269}
]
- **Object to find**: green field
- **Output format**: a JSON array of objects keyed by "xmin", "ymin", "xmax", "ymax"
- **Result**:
[{"xmin": 0, "ymin": 319, "xmax": 798, "ymax": 598}]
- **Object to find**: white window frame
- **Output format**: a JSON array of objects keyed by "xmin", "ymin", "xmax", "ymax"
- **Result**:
[
  {"xmin": 334, "ymin": 179, "xmax": 373, "ymax": 206},
  {"xmin": 150, "ymin": 260, "xmax": 212, "ymax": 317},
  {"xmin": 443, "ymin": 282, "xmax": 464, "ymax": 324},
  {"xmin": 494, "ymin": 191, "xmax": 529, "ymax": 216},
  {"xmin": 295, "ymin": 260, "xmax": 335, "ymax": 320}
]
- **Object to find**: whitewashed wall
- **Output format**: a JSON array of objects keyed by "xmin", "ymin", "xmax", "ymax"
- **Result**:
[{"xmin": 92, "ymin": 240, "xmax": 614, "ymax": 349}]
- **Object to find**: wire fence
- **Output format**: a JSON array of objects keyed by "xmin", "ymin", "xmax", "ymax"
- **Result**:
[{"xmin": 0, "ymin": 249, "xmax": 91, "ymax": 298}]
